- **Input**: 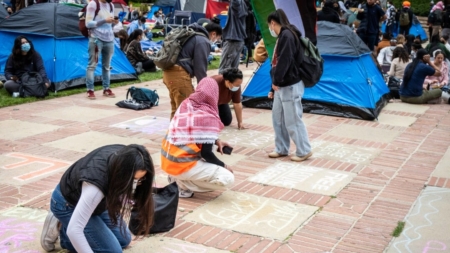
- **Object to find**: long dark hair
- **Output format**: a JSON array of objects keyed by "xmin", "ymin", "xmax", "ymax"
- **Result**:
[
  {"xmin": 127, "ymin": 29, "xmax": 143, "ymax": 44},
  {"xmin": 117, "ymin": 30, "xmax": 129, "ymax": 51},
  {"xmin": 430, "ymin": 33, "xmax": 441, "ymax": 49},
  {"xmin": 404, "ymin": 34, "xmax": 415, "ymax": 55},
  {"xmin": 106, "ymin": 144, "xmax": 155, "ymax": 236},
  {"xmin": 392, "ymin": 47, "xmax": 409, "ymax": 64},
  {"xmin": 267, "ymin": 9, "xmax": 301, "ymax": 41},
  {"xmin": 11, "ymin": 35, "xmax": 36, "ymax": 70},
  {"xmin": 403, "ymin": 49, "xmax": 428, "ymax": 87}
]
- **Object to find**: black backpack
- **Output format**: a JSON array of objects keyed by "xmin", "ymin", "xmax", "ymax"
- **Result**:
[{"xmin": 19, "ymin": 72, "xmax": 48, "ymax": 98}]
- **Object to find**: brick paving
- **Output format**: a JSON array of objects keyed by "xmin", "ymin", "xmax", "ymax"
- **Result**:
[{"xmin": 0, "ymin": 68, "xmax": 450, "ymax": 252}]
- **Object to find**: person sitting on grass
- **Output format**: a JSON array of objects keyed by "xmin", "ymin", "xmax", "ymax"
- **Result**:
[
  {"xmin": 3, "ymin": 35, "xmax": 50, "ymax": 95},
  {"xmin": 128, "ymin": 16, "xmax": 153, "ymax": 40},
  {"xmin": 161, "ymin": 77, "xmax": 234, "ymax": 198},
  {"xmin": 400, "ymin": 49, "xmax": 443, "ymax": 104},
  {"xmin": 125, "ymin": 29, "xmax": 156, "ymax": 73}
]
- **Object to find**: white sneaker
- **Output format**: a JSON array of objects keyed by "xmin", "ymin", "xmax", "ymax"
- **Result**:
[
  {"xmin": 179, "ymin": 189, "xmax": 194, "ymax": 198},
  {"xmin": 41, "ymin": 212, "xmax": 60, "ymax": 252}
]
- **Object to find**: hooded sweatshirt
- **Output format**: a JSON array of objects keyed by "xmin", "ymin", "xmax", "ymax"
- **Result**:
[
  {"xmin": 177, "ymin": 23, "xmax": 211, "ymax": 83},
  {"xmin": 317, "ymin": 1, "xmax": 340, "ymax": 23},
  {"xmin": 222, "ymin": 0, "xmax": 247, "ymax": 41}
]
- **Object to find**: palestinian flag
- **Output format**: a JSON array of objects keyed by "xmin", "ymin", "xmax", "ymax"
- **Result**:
[{"xmin": 250, "ymin": 0, "xmax": 317, "ymax": 59}]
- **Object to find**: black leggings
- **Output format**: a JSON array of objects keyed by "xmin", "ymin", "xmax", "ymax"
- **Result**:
[
  {"xmin": 142, "ymin": 59, "xmax": 156, "ymax": 72},
  {"xmin": 218, "ymin": 104, "xmax": 232, "ymax": 126}
]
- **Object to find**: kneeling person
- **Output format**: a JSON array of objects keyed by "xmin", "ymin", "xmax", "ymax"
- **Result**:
[
  {"xmin": 161, "ymin": 78, "xmax": 234, "ymax": 198},
  {"xmin": 211, "ymin": 68, "xmax": 245, "ymax": 129}
]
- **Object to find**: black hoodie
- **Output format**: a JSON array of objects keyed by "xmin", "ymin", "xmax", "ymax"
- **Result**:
[
  {"xmin": 271, "ymin": 25, "xmax": 304, "ymax": 87},
  {"xmin": 318, "ymin": 1, "xmax": 340, "ymax": 24},
  {"xmin": 177, "ymin": 23, "xmax": 211, "ymax": 83}
]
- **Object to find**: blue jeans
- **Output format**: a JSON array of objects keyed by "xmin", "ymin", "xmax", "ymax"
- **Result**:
[
  {"xmin": 86, "ymin": 38, "xmax": 114, "ymax": 91},
  {"xmin": 272, "ymin": 81, "xmax": 311, "ymax": 157},
  {"xmin": 50, "ymin": 185, "xmax": 131, "ymax": 252}
]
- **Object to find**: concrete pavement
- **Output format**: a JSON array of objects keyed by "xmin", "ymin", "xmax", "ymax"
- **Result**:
[{"xmin": 0, "ymin": 65, "xmax": 450, "ymax": 252}]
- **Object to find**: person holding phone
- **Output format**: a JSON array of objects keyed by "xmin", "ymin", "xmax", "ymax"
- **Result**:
[{"xmin": 161, "ymin": 77, "xmax": 235, "ymax": 198}]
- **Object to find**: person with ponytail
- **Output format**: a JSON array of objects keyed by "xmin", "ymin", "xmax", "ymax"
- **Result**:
[
  {"xmin": 40, "ymin": 144, "xmax": 155, "ymax": 253},
  {"xmin": 266, "ymin": 9, "xmax": 312, "ymax": 162},
  {"xmin": 400, "ymin": 49, "xmax": 443, "ymax": 104}
]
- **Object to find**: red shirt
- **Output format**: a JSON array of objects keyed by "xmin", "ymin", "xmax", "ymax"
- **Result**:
[{"xmin": 211, "ymin": 75, "xmax": 242, "ymax": 105}]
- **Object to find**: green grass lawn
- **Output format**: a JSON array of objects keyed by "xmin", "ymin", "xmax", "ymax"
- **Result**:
[{"xmin": 0, "ymin": 57, "xmax": 221, "ymax": 108}]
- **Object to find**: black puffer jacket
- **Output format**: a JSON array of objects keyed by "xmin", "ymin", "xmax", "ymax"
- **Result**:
[
  {"xmin": 271, "ymin": 25, "xmax": 303, "ymax": 87},
  {"xmin": 59, "ymin": 144, "xmax": 125, "ymax": 215}
]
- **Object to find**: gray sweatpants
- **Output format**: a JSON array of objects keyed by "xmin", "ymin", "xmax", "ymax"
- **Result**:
[{"xmin": 219, "ymin": 40, "xmax": 244, "ymax": 74}]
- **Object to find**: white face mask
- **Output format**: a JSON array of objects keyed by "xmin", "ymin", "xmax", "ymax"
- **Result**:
[
  {"xmin": 229, "ymin": 86, "xmax": 240, "ymax": 92},
  {"xmin": 269, "ymin": 29, "xmax": 278, "ymax": 38},
  {"xmin": 132, "ymin": 179, "xmax": 138, "ymax": 193}
]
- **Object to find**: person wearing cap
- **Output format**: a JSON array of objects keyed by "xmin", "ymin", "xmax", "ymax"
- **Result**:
[{"xmin": 398, "ymin": 1, "xmax": 413, "ymax": 36}]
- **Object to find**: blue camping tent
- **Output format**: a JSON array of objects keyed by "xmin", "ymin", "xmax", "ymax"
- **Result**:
[
  {"xmin": 0, "ymin": 3, "xmax": 137, "ymax": 91},
  {"xmin": 381, "ymin": 15, "xmax": 428, "ymax": 41},
  {"xmin": 243, "ymin": 21, "xmax": 390, "ymax": 120}
]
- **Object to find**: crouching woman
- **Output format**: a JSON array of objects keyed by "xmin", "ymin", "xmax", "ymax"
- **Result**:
[
  {"xmin": 40, "ymin": 144, "xmax": 155, "ymax": 252},
  {"xmin": 4, "ymin": 35, "xmax": 50, "ymax": 95},
  {"xmin": 161, "ymin": 77, "xmax": 234, "ymax": 198}
]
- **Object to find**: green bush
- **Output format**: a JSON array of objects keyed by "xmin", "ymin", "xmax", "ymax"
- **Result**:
[{"xmin": 391, "ymin": 0, "xmax": 432, "ymax": 17}]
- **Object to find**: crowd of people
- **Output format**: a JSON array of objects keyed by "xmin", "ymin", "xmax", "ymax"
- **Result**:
[
  {"xmin": 2, "ymin": 0, "xmax": 450, "ymax": 251},
  {"xmin": 34, "ymin": 0, "xmax": 314, "ymax": 252},
  {"xmin": 317, "ymin": 0, "xmax": 450, "ymax": 104}
]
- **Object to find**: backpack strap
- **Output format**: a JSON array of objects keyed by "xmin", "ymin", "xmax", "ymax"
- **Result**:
[
  {"xmin": 93, "ymin": 0, "xmax": 100, "ymax": 20},
  {"xmin": 126, "ymin": 87, "xmax": 132, "ymax": 100}
]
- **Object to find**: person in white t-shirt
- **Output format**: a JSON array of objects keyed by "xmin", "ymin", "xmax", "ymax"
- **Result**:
[{"xmin": 112, "ymin": 16, "xmax": 124, "ymax": 33}]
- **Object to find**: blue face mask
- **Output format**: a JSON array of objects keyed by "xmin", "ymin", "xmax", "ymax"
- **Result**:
[
  {"xmin": 21, "ymin": 43, "xmax": 31, "ymax": 52},
  {"xmin": 229, "ymin": 86, "xmax": 240, "ymax": 92}
]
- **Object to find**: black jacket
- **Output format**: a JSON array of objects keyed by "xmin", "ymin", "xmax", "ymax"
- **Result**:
[
  {"xmin": 271, "ymin": 26, "xmax": 303, "ymax": 87},
  {"xmin": 4, "ymin": 52, "xmax": 50, "ymax": 83},
  {"xmin": 177, "ymin": 23, "xmax": 211, "ymax": 83},
  {"xmin": 60, "ymin": 145, "xmax": 125, "ymax": 215},
  {"xmin": 317, "ymin": 7, "xmax": 340, "ymax": 24},
  {"xmin": 443, "ymin": 10, "xmax": 450, "ymax": 28}
]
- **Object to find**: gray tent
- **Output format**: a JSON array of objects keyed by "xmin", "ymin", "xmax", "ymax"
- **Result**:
[
  {"xmin": 0, "ymin": 5, "xmax": 9, "ymax": 20},
  {"xmin": 317, "ymin": 21, "xmax": 370, "ymax": 56}
]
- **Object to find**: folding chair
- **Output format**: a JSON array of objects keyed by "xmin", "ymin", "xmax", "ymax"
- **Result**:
[{"xmin": 166, "ymin": 10, "xmax": 192, "ymax": 30}]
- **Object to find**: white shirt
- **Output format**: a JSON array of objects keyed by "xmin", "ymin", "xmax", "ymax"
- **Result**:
[
  {"xmin": 113, "ymin": 21, "xmax": 124, "ymax": 33},
  {"xmin": 66, "ymin": 182, "xmax": 105, "ymax": 253},
  {"xmin": 377, "ymin": 46, "xmax": 396, "ymax": 65}
]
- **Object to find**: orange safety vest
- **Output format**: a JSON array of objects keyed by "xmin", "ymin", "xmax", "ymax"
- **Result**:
[{"xmin": 161, "ymin": 136, "xmax": 202, "ymax": 175}]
